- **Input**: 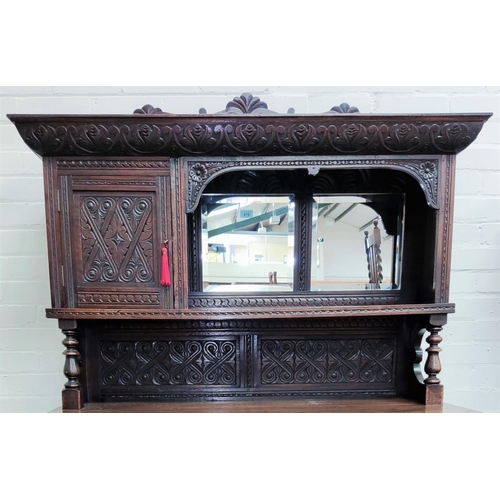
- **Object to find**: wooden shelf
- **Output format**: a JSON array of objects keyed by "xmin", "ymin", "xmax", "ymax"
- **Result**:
[
  {"xmin": 52, "ymin": 398, "xmax": 477, "ymax": 413},
  {"xmin": 46, "ymin": 303, "xmax": 455, "ymax": 320}
]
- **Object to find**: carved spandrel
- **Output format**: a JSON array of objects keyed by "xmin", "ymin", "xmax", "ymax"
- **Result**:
[
  {"xmin": 186, "ymin": 158, "xmax": 441, "ymax": 213},
  {"xmin": 80, "ymin": 196, "xmax": 154, "ymax": 284}
]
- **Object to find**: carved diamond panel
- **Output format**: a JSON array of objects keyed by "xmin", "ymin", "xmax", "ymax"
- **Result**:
[
  {"xmin": 260, "ymin": 338, "xmax": 393, "ymax": 385},
  {"xmin": 101, "ymin": 340, "xmax": 238, "ymax": 386},
  {"xmin": 80, "ymin": 196, "xmax": 154, "ymax": 283}
]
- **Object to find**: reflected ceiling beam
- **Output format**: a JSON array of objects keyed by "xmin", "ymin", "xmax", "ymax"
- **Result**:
[
  {"xmin": 208, "ymin": 206, "xmax": 289, "ymax": 238},
  {"xmin": 317, "ymin": 204, "xmax": 332, "ymax": 217},
  {"xmin": 359, "ymin": 218, "xmax": 378, "ymax": 232},
  {"xmin": 322, "ymin": 203, "xmax": 340, "ymax": 219},
  {"xmin": 333, "ymin": 204, "xmax": 355, "ymax": 223}
]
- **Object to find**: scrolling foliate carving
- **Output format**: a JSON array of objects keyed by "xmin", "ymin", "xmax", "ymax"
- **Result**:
[
  {"xmin": 260, "ymin": 338, "xmax": 394, "ymax": 385},
  {"xmin": 80, "ymin": 196, "xmax": 154, "ymax": 283},
  {"xmin": 13, "ymin": 117, "xmax": 488, "ymax": 158},
  {"xmin": 101, "ymin": 339, "xmax": 238, "ymax": 386}
]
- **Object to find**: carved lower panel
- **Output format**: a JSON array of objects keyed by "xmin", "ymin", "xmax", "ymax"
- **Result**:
[
  {"xmin": 101, "ymin": 339, "xmax": 239, "ymax": 387},
  {"xmin": 259, "ymin": 338, "xmax": 394, "ymax": 385},
  {"xmin": 91, "ymin": 328, "xmax": 399, "ymax": 401}
]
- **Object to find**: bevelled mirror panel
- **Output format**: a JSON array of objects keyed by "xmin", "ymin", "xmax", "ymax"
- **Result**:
[
  {"xmin": 202, "ymin": 196, "xmax": 295, "ymax": 292},
  {"xmin": 310, "ymin": 195, "xmax": 404, "ymax": 291}
]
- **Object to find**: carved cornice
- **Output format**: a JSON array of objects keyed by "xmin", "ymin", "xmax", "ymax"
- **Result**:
[
  {"xmin": 9, "ymin": 112, "xmax": 491, "ymax": 158},
  {"xmin": 186, "ymin": 157, "xmax": 441, "ymax": 210},
  {"xmin": 45, "ymin": 303, "xmax": 455, "ymax": 320}
]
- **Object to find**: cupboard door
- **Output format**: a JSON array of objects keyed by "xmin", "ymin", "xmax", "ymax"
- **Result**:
[{"xmin": 60, "ymin": 174, "xmax": 171, "ymax": 309}]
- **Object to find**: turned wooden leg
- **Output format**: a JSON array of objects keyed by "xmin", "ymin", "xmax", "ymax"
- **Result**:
[
  {"xmin": 59, "ymin": 319, "xmax": 83, "ymax": 410},
  {"xmin": 423, "ymin": 314, "xmax": 445, "ymax": 405}
]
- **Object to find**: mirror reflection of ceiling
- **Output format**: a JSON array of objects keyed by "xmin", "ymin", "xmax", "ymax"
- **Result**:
[
  {"xmin": 203, "ymin": 197, "xmax": 292, "ymax": 237},
  {"xmin": 203, "ymin": 196, "xmax": 389, "ymax": 237},
  {"xmin": 313, "ymin": 196, "xmax": 383, "ymax": 234}
]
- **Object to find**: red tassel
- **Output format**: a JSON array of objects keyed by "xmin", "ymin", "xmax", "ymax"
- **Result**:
[{"xmin": 161, "ymin": 243, "xmax": 171, "ymax": 286}]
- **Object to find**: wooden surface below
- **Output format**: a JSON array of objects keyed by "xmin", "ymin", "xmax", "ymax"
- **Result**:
[{"xmin": 51, "ymin": 398, "xmax": 478, "ymax": 413}]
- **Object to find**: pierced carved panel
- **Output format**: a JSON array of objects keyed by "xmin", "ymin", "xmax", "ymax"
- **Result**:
[
  {"xmin": 260, "ymin": 338, "xmax": 394, "ymax": 385},
  {"xmin": 79, "ymin": 196, "xmax": 154, "ymax": 283},
  {"xmin": 101, "ymin": 339, "xmax": 238, "ymax": 386}
]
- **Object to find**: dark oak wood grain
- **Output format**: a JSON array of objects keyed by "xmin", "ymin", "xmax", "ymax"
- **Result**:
[{"xmin": 8, "ymin": 94, "xmax": 492, "ymax": 411}]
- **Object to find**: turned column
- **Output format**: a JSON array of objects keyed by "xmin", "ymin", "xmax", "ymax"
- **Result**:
[
  {"xmin": 423, "ymin": 314, "xmax": 446, "ymax": 405},
  {"xmin": 59, "ymin": 319, "xmax": 83, "ymax": 410}
]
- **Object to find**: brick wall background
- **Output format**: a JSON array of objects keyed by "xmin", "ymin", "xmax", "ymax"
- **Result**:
[{"xmin": 1, "ymin": 86, "xmax": 498, "ymax": 412}]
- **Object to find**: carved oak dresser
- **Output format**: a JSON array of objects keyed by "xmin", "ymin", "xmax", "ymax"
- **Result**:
[{"xmin": 8, "ymin": 94, "xmax": 492, "ymax": 410}]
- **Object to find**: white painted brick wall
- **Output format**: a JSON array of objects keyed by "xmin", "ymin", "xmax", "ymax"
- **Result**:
[{"xmin": 1, "ymin": 86, "xmax": 499, "ymax": 413}]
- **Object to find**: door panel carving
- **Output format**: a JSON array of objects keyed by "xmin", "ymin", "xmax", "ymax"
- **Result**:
[
  {"xmin": 80, "ymin": 195, "xmax": 154, "ymax": 284},
  {"xmin": 60, "ymin": 172, "xmax": 170, "ymax": 308}
]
